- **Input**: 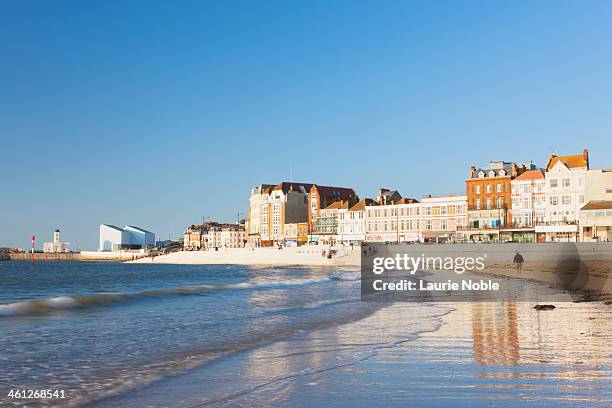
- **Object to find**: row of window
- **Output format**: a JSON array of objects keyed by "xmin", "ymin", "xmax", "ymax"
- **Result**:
[
  {"xmin": 475, "ymin": 197, "xmax": 504, "ymax": 210},
  {"xmin": 474, "ymin": 183, "xmax": 505, "ymax": 194}
]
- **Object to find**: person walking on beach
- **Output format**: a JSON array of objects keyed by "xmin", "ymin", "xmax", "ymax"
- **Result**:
[{"xmin": 513, "ymin": 251, "xmax": 524, "ymax": 273}]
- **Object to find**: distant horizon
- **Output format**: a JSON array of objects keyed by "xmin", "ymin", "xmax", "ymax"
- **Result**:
[{"xmin": 2, "ymin": 1, "xmax": 612, "ymax": 249}]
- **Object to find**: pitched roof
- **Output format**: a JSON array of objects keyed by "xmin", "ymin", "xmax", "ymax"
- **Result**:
[
  {"xmin": 272, "ymin": 182, "xmax": 313, "ymax": 194},
  {"xmin": 397, "ymin": 198, "xmax": 419, "ymax": 204},
  {"xmin": 581, "ymin": 201, "xmax": 612, "ymax": 211},
  {"xmin": 323, "ymin": 200, "xmax": 349, "ymax": 210},
  {"xmin": 514, "ymin": 169, "xmax": 544, "ymax": 181},
  {"xmin": 314, "ymin": 185, "xmax": 357, "ymax": 199},
  {"xmin": 349, "ymin": 198, "xmax": 376, "ymax": 211},
  {"xmin": 546, "ymin": 150, "xmax": 589, "ymax": 171}
]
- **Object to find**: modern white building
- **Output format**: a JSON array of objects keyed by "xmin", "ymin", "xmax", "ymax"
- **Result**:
[
  {"xmin": 124, "ymin": 226, "xmax": 155, "ymax": 249},
  {"xmin": 542, "ymin": 150, "xmax": 589, "ymax": 241},
  {"xmin": 43, "ymin": 229, "xmax": 70, "ymax": 253},
  {"xmin": 99, "ymin": 224, "xmax": 156, "ymax": 251},
  {"xmin": 510, "ymin": 169, "xmax": 546, "ymax": 227}
]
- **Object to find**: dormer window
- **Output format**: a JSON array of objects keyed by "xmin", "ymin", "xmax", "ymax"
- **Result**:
[
  {"xmin": 499, "ymin": 169, "xmax": 506, "ymax": 176},
  {"xmin": 488, "ymin": 170, "xmax": 495, "ymax": 178},
  {"xmin": 478, "ymin": 171, "xmax": 485, "ymax": 178}
]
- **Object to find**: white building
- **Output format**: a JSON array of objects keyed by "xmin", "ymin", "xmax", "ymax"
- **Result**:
[
  {"xmin": 124, "ymin": 226, "xmax": 155, "ymax": 249},
  {"xmin": 99, "ymin": 224, "xmax": 156, "ymax": 251},
  {"xmin": 43, "ymin": 229, "xmax": 70, "ymax": 253},
  {"xmin": 585, "ymin": 169, "xmax": 612, "ymax": 202},
  {"xmin": 542, "ymin": 150, "xmax": 589, "ymax": 241},
  {"xmin": 337, "ymin": 199, "xmax": 375, "ymax": 244},
  {"xmin": 365, "ymin": 195, "xmax": 468, "ymax": 243},
  {"xmin": 579, "ymin": 201, "xmax": 612, "ymax": 242},
  {"xmin": 247, "ymin": 184, "xmax": 275, "ymax": 246},
  {"xmin": 510, "ymin": 169, "xmax": 546, "ymax": 227},
  {"xmin": 579, "ymin": 169, "xmax": 612, "ymax": 242}
]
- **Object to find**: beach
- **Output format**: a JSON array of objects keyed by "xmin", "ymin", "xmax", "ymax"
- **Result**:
[
  {"xmin": 94, "ymin": 301, "xmax": 611, "ymax": 407},
  {"xmin": 0, "ymin": 260, "xmax": 610, "ymax": 407}
]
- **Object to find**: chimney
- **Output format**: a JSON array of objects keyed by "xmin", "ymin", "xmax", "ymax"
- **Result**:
[
  {"xmin": 469, "ymin": 165, "xmax": 475, "ymax": 177},
  {"xmin": 377, "ymin": 188, "xmax": 389, "ymax": 205},
  {"xmin": 583, "ymin": 148, "xmax": 589, "ymax": 169}
]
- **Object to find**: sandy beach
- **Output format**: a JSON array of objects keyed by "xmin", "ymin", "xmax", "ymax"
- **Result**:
[
  {"xmin": 130, "ymin": 246, "xmax": 361, "ymax": 267},
  {"xmin": 91, "ymin": 293, "xmax": 611, "ymax": 407}
]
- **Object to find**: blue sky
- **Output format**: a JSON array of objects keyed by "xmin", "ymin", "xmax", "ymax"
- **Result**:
[{"xmin": 1, "ymin": 1, "xmax": 612, "ymax": 249}]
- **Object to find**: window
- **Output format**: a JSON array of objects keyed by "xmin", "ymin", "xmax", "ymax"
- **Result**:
[
  {"xmin": 486, "ymin": 198, "xmax": 491, "ymax": 209},
  {"xmin": 496, "ymin": 183, "xmax": 502, "ymax": 193},
  {"xmin": 426, "ymin": 220, "xmax": 432, "ymax": 230},
  {"xmin": 475, "ymin": 185, "xmax": 481, "ymax": 194},
  {"xmin": 562, "ymin": 178, "xmax": 570, "ymax": 187},
  {"xmin": 497, "ymin": 197, "xmax": 503, "ymax": 208},
  {"xmin": 441, "ymin": 219, "xmax": 447, "ymax": 230},
  {"xmin": 550, "ymin": 196, "xmax": 558, "ymax": 205},
  {"xmin": 562, "ymin": 195, "xmax": 571, "ymax": 205},
  {"xmin": 476, "ymin": 199, "xmax": 481, "ymax": 210},
  {"xmin": 550, "ymin": 179, "xmax": 558, "ymax": 188},
  {"xmin": 486, "ymin": 184, "xmax": 491, "ymax": 194}
]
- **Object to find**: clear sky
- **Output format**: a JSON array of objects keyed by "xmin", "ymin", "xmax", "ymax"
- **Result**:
[{"xmin": 1, "ymin": 1, "xmax": 612, "ymax": 250}]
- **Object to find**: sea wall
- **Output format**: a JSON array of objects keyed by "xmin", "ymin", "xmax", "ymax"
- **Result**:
[{"xmin": 8, "ymin": 252, "xmax": 81, "ymax": 261}]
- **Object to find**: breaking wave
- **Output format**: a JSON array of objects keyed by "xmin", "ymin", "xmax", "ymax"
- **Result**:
[{"xmin": 0, "ymin": 276, "xmax": 334, "ymax": 317}]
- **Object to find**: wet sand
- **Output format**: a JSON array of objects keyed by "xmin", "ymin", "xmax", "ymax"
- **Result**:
[{"xmin": 91, "ymin": 281, "xmax": 611, "ymax": 407}]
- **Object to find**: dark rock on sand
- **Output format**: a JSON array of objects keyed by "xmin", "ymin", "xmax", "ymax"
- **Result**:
[{"xmin": 533, "ymin": 304, "xmax": 556, "ymax": 310}]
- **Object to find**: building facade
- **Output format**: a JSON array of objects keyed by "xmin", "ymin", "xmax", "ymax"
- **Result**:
[
  {"xmin": 247, "ymin": 184, "xmax": 275, "ymax": 247},
  {"xmin": 510, "ymin": 169, "xmax": 546, "ymax": 227},
  {"xmin": 541, "ymin": 150, "xmax": 589, "ymax": 241},
  {"xmin": 308, "ymin": 184, "xmax": 358, "ymax": 242},
  {"xmin": 43, "ymin": 229, "xmax": 70, "ymax": 253},
  {"xmin": 99, "ymin": 224, "xmax": 155, "ymax": 251},
  {"xmin": 337, "ymin": 199, "xmax": 375, "ymax": 244},
  {"xmin": 365, "ymin": 195, "xmax": 467, "ymax": 243},
  {"xmin": 466, "ymin": 161, "xmax": 529, "ymax": 230},
  {"xmin": 579, "ymin": 201, "xmax": 612, "ymax": 242}
]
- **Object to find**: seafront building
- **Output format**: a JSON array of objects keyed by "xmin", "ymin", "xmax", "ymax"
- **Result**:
[
  {"xmin": 510, "ymin": 169, "xmax": 546, "ymax": 227},
  {"xmin": 245, "ymin": 181, "xmax": 357, "ymax": 246},
  {"xmin": 540, "ymin": 150, "xmax": 589, "ymax": 242},
  {"xmin": 308, "ymin": 184, "xmax": 358, "ymax": 242},
  {"xmin": 43, "ymin": 229, "xmax": 70, "ymax": 253},
  {"xmin": 365, "ymin": 195, "xmax": 467, "ymax": 243},
  {"xmin": 246, "ymin": 184, "xmax": 275, "ymax": 247},
  {"xmin": 315, "ymin": 200, "xmax": 349, "ymax": 245},
  {"xmin": 466, "ymin": 161, "xmax": 531, "ymax": 234},
  {"xmin": 184, "ymin": 222, "xmax": 246, "ymax": 249},
  {"xmin": 235, "ymin": 148, "xmax": 612, "ymax": 246},
  {"xmin": 99, "ymin": 224, "xmax": 155, "ymax": 251},
  {"xmin": 337, "ymin": 198, "xmax": 376, "ymax": 244}
]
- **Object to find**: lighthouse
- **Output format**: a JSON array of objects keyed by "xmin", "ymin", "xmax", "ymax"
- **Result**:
[{"xmin": 53, "ymin": 229, "xmax": 61, "ymax": 245}]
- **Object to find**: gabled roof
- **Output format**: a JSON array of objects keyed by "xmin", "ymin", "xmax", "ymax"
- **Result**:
[
  {"xmin": 397, "ymin": 198, "xmax": 419, "ymax": 204},
  {"xmin": 349, "ymin": 198, "xmax": 376, "ymax": 211},
  {"xmin": 514, "ymin": 169, "xmax": 544, "ymax": 181},
  {"xmin": 272, "ymin": 182, "xmax": 313, "ymax": 194},
  {"xmin": 546, "ymin": 150, "xmax": 589, "ymax": 171},
  {"xmin": 313, "ymin": 184, "xmax": 357, "ymax": 199},
  {"xmin": 581, "ymin": 201, "xmax": 612, "ymax": 211},
  {"xmin": 322, "ymin": 200, "xmax": 349, "ymax": 210}
]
